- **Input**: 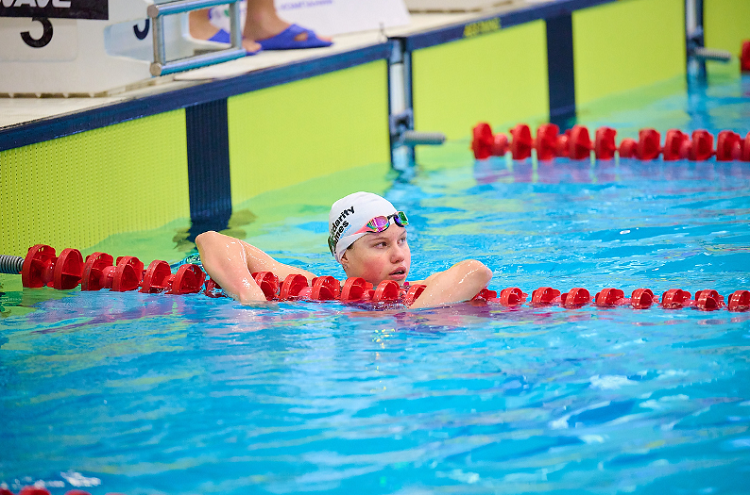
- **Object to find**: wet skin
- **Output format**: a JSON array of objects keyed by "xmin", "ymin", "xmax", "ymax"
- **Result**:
[{"xmin": 196, "ymin": 230, "xmax": 492, "ymax": 308}]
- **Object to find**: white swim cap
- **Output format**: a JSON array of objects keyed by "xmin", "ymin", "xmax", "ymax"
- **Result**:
[{"xmin": 328, "ymin": 192, "xmax": 398, "ymax": 263}]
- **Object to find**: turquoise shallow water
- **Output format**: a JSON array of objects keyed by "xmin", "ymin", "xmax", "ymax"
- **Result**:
[{"xmin": 1, "ymin": 77, "xmax": 750, "ymax": 494}]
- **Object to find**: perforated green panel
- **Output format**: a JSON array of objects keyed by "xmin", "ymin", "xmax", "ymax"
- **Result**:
[
  {"xmin": 227, "ymin": 61, "xmax": 391, "ymax": 206},
  {"xmin": 573, "ymin": 0, "xmax": 685, "ymax": 107},
  {"xmin": 412, "ymin": 21, "xmax": 549, "ymax": 141},
  {"xmin": 0, "ymin": 111, "xmax": 190, "ymax": 256}
]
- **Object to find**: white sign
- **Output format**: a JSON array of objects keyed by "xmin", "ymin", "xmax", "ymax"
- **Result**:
[
  {"xmin": 211, "ymin": 0, "xmax": 410, "ymax": 37},
  {"xmin": 0, "ymin": 17, "xmax": 78, "ymax": 61}
]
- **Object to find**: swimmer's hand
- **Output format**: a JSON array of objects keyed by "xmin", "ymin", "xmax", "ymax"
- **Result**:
[
  {"xmin": 236, "ymin": 280, "xmax": 270, "ymax": 305},
  {"xmin": 409, "ymin": 259, "xmax": 492, "ymax": 309}
]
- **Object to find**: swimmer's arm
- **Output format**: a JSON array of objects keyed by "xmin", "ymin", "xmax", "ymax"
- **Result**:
[
  {"xmin": 408, "ymin": 260, "xmax": 492, "ymax": 309},
  {"xmin": 195, "ymin": 230, "xmax": 316, "ymax": 304}
]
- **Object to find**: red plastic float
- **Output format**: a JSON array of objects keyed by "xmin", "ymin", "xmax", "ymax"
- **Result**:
[
  {"xmin": 81, "ymin": 252, "xmax": 114, "ymax": 291},
  {"xmin": 170, "ymin": 265, "xmax": 206, "ymax": 295},
  {"xmin": 471, "ymin": 122, "xmax": 494, "ymax": 160},
  {"xmin": 561, "ymin": 287, "xmax": 591, "ymax": 308},
  {"xmin": 716, "ymin": 130, "xmax": 742, "ymax": 161},
  {"xmin": 630, "ymin": 288, "xmax": 655, "ymax": 309},
  {"xmin": 741, "ymin": 40, "xmax": 750, "ymax": 72},
  {"xmin": 497, "ymin": 287, "xmax": 526, "ymax": 306},
  {"xmin": 688, "ymin": 130, "xmax": 714, "ymax": 161},
  {"xmin": 279, "ymin": 273, "xmax": 310, "ymax": 300},
  {"xmin": 663, "ymin": 129, "xmax": 687, "ymax": 161},
  {"xmin": 21, "ymin": 244, "xmax": 59, "ymax": 288},
  {"xmin": 141, "ymin": 260, "xmax": 172, "ymax": 293},
  {"xmin": 509, "ymin": 124, "xmax": 533, "ymax": 160},
  {"xmin": 694, "ymin": 290, "xmax": 724, "ymax": 311},
  {"xmin": 52, "ymin": 248, "xmax": 84, "ymax": 290},
  {"xmin": 535, "ymin": 124, "xmax": 559, "ymax": 161},
  {"xmin": 567, "ymin": 125, "xmax": 592, "ymax": 160},
  {"xmin": 340, "ymin": 276, "xmax": 372, "ymax": 302},
  {"xmin": 636, "ymin": 129, "xmax": 661, "ymax": 161},
  {"xmin": 661, "ymin": 289, "xmax": 692, "ymax": 309},
  {"xmin": 492, "ymin": 132, "xmax": 510, "ymax": 157},
  {"xmin": 204, "ymin": 278, "xmax": 224, "ymax": 298},
  {"xmin": 729, "ymin": 290, "xmax": 750, "ymax": 312},
  {"xmin": 472, "ymin": 288, "xmax": 498, "ymax": 301},
  {"xmin": 618, "ymin": 138, "xmax": 637, "ymax": 159},
  {"xmin": 112, "ymin": 256, "xmax": 143, "ymax": 292},
  {"xmin": 372, "ymin": 280, "xmax": 400, "ymax": 302},
  {"xmin": 531, "ymin": 287, "xmax": 561, "ymax": 306},
  {"xmin": 309, "ymin": 276, "xmax": 341, "ymax": 301},
  {"xmin": 594, "ymin": 288, "xmax": 626, "ymax": 308},
  {"xmin": 594, "ymin": 127, "xmax": 617, "ymax": 160}
]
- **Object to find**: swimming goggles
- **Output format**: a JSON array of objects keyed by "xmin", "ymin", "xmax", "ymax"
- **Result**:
[
  {"xmin": 353, "ymin": 211, "xmax": 409, "ymax": 235},
  {"xmin": 328, "ymin": 211, "xmax": 409, "ymax": 254}
]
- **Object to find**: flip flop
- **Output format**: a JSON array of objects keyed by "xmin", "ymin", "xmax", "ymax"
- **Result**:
[
  {"xmin": 257, "ymin": 24, "xmax": 333, "ymax": 50},
  {"xmin": 208, "ymin": 29, "xmax": 230, "ymax": 44},
  {"xmin": 207, "ymin": 29, "xmax": 262, "ymax": 56}
]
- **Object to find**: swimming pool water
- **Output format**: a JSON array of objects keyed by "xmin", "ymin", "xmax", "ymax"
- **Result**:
[{"xmin": 1, "ymin": 77, "xmax": 750, "ymax": 494}]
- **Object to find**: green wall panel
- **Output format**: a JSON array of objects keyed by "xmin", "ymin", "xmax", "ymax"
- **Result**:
[
  {"xmin": 412, "ymin": 21, "xmax": 549, "ymax": 141},
  {"xmin": 228, "ymin": 61, "xmax": 391, "ymax": 206},
  {"xmin": 573, "ymin": 0, "xmax": 685, "ymax": 107}
]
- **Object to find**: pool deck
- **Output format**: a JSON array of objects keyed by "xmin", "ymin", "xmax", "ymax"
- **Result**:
[{"xmin": 0, "ymin": 0, "xmax": 570, "ymax": 132}]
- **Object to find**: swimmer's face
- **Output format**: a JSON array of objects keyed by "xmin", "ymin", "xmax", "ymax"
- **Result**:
[{"xmin": 340, "ymin": 225, "xmax": 410, "ymax": 287}]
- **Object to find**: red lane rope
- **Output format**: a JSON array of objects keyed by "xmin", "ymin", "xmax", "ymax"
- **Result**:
[
  {"xmin": 0, "ymin": 486, "xmax": 91, "ymax": 495},
  {"xmin": 471, "ymin": 122, "xmax": 750, "ymax": 162},
  {"xmin": 6, "ymin": 245, "xmax": 750, "ymax": 312},
  {"xmin": 14, "ymin": 244, "xmax": 205, "ymax": 295}
]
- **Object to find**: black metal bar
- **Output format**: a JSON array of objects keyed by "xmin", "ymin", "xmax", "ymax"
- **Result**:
[
  {"xmin": 185, "ymin": 100, "xmax": 232, "ymax": 240},
  {"xmin": 546, "ymin": 13, "xmax": 576, "ymax": 130}
]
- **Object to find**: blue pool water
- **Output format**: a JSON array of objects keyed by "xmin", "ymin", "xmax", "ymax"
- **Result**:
[{"xmin": 2, "ymin": 77, "xmax": 750, "ymax": 494}]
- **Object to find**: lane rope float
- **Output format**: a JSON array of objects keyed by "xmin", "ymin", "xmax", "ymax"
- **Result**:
[
  {"xmin": 1, "ymin": 245, "xmax": 749, "ymax": 312},
  {"xmin": 471, "ymin": 122, "xmax": 750, "ymax": 162}
]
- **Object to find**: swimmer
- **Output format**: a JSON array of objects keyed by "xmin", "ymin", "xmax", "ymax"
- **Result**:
[{"xmin": 196, "ymin": 192, "xmax": 492, "ymax": 309}]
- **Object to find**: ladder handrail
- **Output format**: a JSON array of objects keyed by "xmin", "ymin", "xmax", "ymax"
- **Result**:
[{"xmin": 148, "ymin": 0, "xmax": 244, "ymax": 77}]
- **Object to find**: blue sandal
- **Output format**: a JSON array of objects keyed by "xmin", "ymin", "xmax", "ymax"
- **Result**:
[
  {"xmin": 207, "ymin": 30, "xmax": 261, "ymax": 56},
  {"xmin": 257, "ymin": 24, "xmax": 333, "ymax": 50}
]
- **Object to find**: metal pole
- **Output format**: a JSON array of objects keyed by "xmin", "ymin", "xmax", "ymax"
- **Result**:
[
  {"xmin": 229, "ymin": 0, "xmax": 242, "ymax": 48},
  {"xmin": 149, "ymin": 0, "xmax": 245, "ymax": 77},
  {"xmin": 151, "ymin": 14, "xmax": 166, "ymax": 67}
]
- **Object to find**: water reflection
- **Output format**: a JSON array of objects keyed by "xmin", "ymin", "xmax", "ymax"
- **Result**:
[{"xmin": 474, "ymin": 156, "xmax": 750, "ymax": 186}]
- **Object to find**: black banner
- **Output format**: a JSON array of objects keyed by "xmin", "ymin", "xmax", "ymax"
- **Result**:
[{"xmin": 0, "ymin": 0, "xmax": 108, "ymax": 20}]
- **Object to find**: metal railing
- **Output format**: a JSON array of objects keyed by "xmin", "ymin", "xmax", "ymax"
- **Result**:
[{"xmin": 147, "ymin": 0, "xmax": 245, "ymax": 77}]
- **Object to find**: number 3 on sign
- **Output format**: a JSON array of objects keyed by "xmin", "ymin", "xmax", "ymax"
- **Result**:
[
  {"xmin": 21, "ymin": 16, "xmax": 53, "ymax": 47},
  {"xmin": 0, "ymin": 16, "xmax": 78, "ymax": 61}
]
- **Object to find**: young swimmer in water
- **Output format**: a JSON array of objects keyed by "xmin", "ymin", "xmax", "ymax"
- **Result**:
[{"xmin": 196, "ymin": 192, "xmax": 492, "ymax": 309}]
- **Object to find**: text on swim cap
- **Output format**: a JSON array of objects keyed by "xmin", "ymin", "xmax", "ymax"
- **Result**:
[{"xmin": 330, "ymin": 206, "xmax": 354, "ymax": 249}]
